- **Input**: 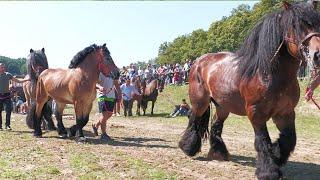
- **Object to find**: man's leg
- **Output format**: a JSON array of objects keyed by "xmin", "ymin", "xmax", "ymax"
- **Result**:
[
  {"xmin": 99, "ymin": 100, "xmax": 115, "ymax": 141},
  {"xmin": 170, "ymin": 105, "xmax": 180, "ymax": 116},
  {"xmin": 4, "ymin": 98, "xmax": 12, "ymax": 129},
  {"xmin": 92, "ymin": 101, "xmax": 105, "ymax": 136},
  {"xmin": 128, "ymin": 99, "xmax": 133, "ymax": 116},
  {"xmin": 0, "ymin": 101, "xmax": 3, "ymax": 129}
]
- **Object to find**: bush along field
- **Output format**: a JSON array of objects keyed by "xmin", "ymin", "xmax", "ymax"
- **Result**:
[{"xmin": 0, "ymin": 80, "xmax": 319, "ymax": 179}]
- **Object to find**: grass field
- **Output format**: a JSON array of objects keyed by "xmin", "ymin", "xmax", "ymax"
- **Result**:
[{"xmin": 0, "ymin": 80, "xmax": 319, "ymax": 179}]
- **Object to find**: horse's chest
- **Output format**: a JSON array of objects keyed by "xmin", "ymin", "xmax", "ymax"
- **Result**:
[{"xmin": 269, "ymin": 89, "xmax": 300, "ymax": 114}]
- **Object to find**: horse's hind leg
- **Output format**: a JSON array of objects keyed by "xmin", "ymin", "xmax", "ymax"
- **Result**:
[
  {"xmin": 55, "ymin": 102, "xmax": 67, "ymax": 138},
  {"xmin": 272, "ymin": 111, "xmax": 296, "ymax": 166},
  {"xmin": 151, "ymin": 100, "xmax": 155, "ymax": 115},
  {"xmin": 32, "ymin": 101, "xmax": 46, "ymax": 137},
  {"xmin": 136, "ymin": 100, "xmax": 141, "ymax": 116},
  {"xmin": 42, "ymin": 101, "xmax": 56, "ymax": 131},
  {"xmin": 208, "ymin": 108, "xmax": 230, "ymax": 161}
]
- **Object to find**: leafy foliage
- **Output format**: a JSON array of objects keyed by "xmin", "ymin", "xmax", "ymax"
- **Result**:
[
  {"xmin": 0, "ymin": 56, "xmax": 27, "ymax": 75},
  {"xmin": 156, "ymin": 0, "xmax": 290, "ymax": 65}
]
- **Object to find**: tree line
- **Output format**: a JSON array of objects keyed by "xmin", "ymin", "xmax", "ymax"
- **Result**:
[
  {"xmin": 0, "ymin": 56, "xmax": 27, "ymax": 75},
  {"xmin": 155, "ymin": 0, "xmax": 303, "ymax": 65}
]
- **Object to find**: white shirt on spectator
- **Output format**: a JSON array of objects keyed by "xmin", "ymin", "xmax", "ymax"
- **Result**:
[{"xmin": 120, "ymin": 84, "xmax": 139, "ymax": 100}]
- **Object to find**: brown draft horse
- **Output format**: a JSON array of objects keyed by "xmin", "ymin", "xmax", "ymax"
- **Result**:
[
  {"xmin": 28, "ymin": 44, "xmax": 119, "ymax": 140},
  {"xmin": 179, "ymin": 1, "xmax": 320, "ymax": 179},
  {"xmin": 23, "ymin": 48, "xmax": 56, "ymax": 130},
  {"xmin": 140, "ymin": 77, "xmax": 165, "ymax": 115}
]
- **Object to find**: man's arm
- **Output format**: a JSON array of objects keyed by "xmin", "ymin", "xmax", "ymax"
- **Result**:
[
  {"xmin": 309, "ymin": 73, "xmax": 320, "ymax": 91},
  {"xmin": 11, "ymin": 76, "xmax": 30, "ymax": 83},
  {"xmin": 305, "ymin": 73, "xmax": 320, "ymax": 101}
]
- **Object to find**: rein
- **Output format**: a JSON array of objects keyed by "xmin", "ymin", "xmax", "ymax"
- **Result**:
[
  {"xmin": 311, "ymin": 97, "xmax": 320, "ymax": 110},
  {"xmin": 307, "ymin": 69, "xmax": 320, "ymax": 110}
]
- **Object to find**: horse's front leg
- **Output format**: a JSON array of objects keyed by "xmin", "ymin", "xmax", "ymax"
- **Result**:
[
  {"xmin": 272, "ymin": 111, "xmax": 296, "ymax": 166},
  {"xmin": 70, "ymin": 102, "xmax": 92, "ymax": 142},
  {"xmin": 151, "ymin": 100, "xmax": 155, "ymax": 115},
  {"xmin": 248, "ymin": 107, "xmax": 281, "ymax": 180}
]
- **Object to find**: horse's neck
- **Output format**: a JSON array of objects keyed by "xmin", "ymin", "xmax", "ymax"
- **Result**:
[
  {"xmin": 78, "ymin": 54, "xmax": 99, "ymax": 82},
  {"xmin": 276, "ymin": 50, "xmax": 300, "ymax": 79},
  {"xmin": 146, "ymin": 81, "xmax": 157, "ymax": 95}
]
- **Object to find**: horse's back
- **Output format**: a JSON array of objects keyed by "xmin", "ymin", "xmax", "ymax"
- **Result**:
[
  {"xmin": 38, "ymin": 68, "xmax": 81, "ymax": 104},
  {"xmin": 190, "ymin": 52, "xmax": 246, "ymax": 115}
]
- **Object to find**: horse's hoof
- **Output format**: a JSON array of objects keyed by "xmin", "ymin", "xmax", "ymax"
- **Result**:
[
  {"xmin": 67, "ymin": 129, "xmax": 76, "ymax": 138},
  {"xmin": 207, "ymin": 151, "xmax": 230, "ymax": 161},
  {"xmin": 59, "ymin": 133, "xmax": 68, "ymax": 139},
  {"xmin": 76, "ymin": 137, "xmax": 87, "ymax": 143},
  {"xmin": 34, "ymin": 134, "xmax": 42, "ymax": 138},
  {"xmin": 48, "ymin": 127, "xmax": 57, "ymax": 131}
]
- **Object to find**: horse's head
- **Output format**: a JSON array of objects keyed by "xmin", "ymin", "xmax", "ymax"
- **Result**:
[
  {"xmin": 157, "ymin": 77, "xmax": 165, "ymax": 93},
  {"xmin": 97, "ymin": 44, "xmax": 120, "ymax": 79},
  {"xmin": 140, "ymin": 78, "xmax": 147, "ymax": 95},
  {"xmin": 27, "ymin": 48, "xmax": 48, "ymax": 81},
  {"xmin": 282, "ymin": 1, "xmax": 320, "ymax": 69}
]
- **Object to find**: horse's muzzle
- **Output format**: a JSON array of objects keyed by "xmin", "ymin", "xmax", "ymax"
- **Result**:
[{"xmin": 313, "ymin": 50, "xmax": 320, "ymax": 68}]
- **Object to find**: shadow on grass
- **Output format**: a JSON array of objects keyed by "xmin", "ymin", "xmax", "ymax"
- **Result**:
[
  {"xmin": 196, "ymin": 154, "xmax": 320, "ymax": 179},
  {"xmin": 85, "ymin": 136, "xmax": 176, "ymax": 149},
  {"xmin": 139, "ymin": 113, "xmax": 170, "ymax": 118}
]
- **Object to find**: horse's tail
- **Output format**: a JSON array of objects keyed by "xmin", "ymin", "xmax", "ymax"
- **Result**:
[{"xmin": 179, "ymin": 106, "xmax": 211, "ymax": 157}]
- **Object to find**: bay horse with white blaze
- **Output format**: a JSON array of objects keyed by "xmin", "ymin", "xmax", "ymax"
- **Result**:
[
  {"xmin": 28, "ymin": 44, "xmax": 119, "ymax": 141},
  {"xmin": 179, "ymin": 1, "xmax": 320, "ymax": 179},
  {"xmin": 24, "ymin": 48, "xmax": 56, "ymax": 130}
]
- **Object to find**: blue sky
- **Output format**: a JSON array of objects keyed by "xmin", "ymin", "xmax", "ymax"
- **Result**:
[{"xmin": 0, "ymin": 1, "xmax": 257, "ymax": 68}]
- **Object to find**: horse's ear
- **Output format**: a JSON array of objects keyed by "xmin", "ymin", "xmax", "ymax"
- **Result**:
[
  {"xmin": 30, "ymin": 49, "xmax": 34, "ymax": 53},
  {"xmin": 308, "ymin": 0, "xmax": 318, "ymax": 9},
  {"xmin": 282, "ymin": 1, "xmax": 291, "ymax": 10},
  {"xmin": 41, "ymin": 48, "xmax": 45, "ymax": 53},
  {"xmin": 102, "ymin": 43, "xmax": 106, "ymax": 48}
]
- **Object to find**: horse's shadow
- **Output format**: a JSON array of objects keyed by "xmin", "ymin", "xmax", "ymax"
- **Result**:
[
  {"xmin": 196, "ymin": 154, "xmax": 320, "ymax": 179},
  {"xmin": 85, "ymin": 136, "xmax": 176, "ymax": 149},
  {"xmin": 140, "ymin": 113, "xmax": 170, "ymax": 118}
]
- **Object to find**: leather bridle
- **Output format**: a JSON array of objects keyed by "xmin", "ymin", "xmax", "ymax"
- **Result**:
[{"xmin": 285, "ymin": 32, "xmax": 320, "ymax": 63}]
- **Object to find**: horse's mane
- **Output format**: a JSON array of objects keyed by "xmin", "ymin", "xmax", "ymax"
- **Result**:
[
  {"xmin": 68, "ymin": 44, "xmax": 98, "ymax": 69},
  {"xmin": 237, "ymin": 2, "xmax": 320, "ymax": 78},
  {"xmin": 27, "ymin": 50, "xmax": 48, "ymax": 83}
]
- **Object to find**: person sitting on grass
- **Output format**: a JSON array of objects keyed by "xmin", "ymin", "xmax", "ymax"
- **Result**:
[{"xmin": 169, "ymin": 99, "xmax": 190, "ymax": 118}]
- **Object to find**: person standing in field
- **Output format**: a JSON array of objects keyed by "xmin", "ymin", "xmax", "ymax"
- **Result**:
[
  {"xmin": 0, "ymin": 63, "xmax": 30, "ymax": 130},
  {"xmin": 92, "ymin": 73, "xmax": 121, "ymax": 141},
  {"xmin": 120, "ymin": 78, "xmax": 140, "ymax": 117}
]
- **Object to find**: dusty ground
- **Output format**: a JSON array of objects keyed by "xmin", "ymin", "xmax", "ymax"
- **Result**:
[{"xmin": 0, "ymin": 109, "xmax": 319, "ymax": 179}]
